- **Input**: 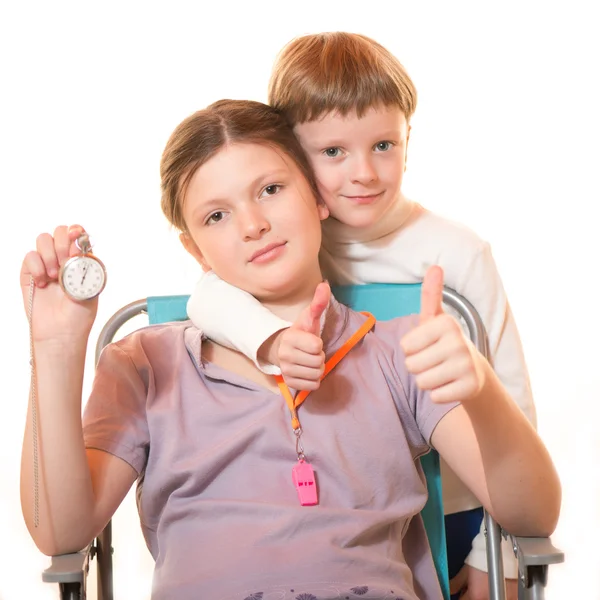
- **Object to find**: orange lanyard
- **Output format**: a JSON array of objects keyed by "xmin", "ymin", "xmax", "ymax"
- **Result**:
[{"xmin": 275, "ymin": 312, "xmax": 376, "ymax": 431}]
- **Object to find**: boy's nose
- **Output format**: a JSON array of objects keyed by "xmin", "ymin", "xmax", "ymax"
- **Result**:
[{"xmin": 350, "ymin": 155, "xmax": 377, "ymax": 184}]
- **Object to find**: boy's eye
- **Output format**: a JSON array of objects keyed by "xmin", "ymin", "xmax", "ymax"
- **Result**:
[
  {"xmin": 374, "ymin": 141, "xmax": 392, "ymax": 152},
  {"xmin": 206, "ymin": 211, "xmax": 225, "ymax": 225},
  {"xmin": 324, "ymin": 147, "xmax": 341, "ymax": 158}
]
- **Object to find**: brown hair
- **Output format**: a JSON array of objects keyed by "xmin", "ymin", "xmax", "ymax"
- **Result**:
[
  {"xmin": 268, "ymin": 32, "xmax": 417, "ymax": 125},
  {"xmin": 160, "ymin": 99, "xmax": 321, "ymax": 232}
]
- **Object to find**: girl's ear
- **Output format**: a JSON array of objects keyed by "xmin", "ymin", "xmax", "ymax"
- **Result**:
[
  {"xmin": 179, "ymin": 233, "xmax": 212, "ymax": 272},
  {"xmin": 405, "ymin": 125, "xmax": 411, "ymax": 170}
]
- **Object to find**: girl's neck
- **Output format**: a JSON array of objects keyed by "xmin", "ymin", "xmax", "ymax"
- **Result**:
[{"xmin": 260, "ymin": 270, "xmax": 324, "ymax": 324}]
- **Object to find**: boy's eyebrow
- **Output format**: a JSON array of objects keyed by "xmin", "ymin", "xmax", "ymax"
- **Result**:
[{"xmin": 308, "ymin": 129, "xmax": 405, "ymax": 148}]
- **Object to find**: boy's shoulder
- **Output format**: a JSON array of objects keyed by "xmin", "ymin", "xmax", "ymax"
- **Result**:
[{"xmin": 408, "ymin": 204, "xmax": 490, "ymax": 253}]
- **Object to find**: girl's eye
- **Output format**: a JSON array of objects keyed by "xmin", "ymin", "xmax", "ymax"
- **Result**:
[
  {"xmin": 324, "ymin": 147, "xmax": 341, "ymax": 158},
  {"xmin": 206, "ymin": 211, "xmax": 225, "ymax": 225},
  {"xmin": 262, "ymin": 184, "xmax": 282, "ymax": 196},
  {"xmin": 374, "ymin": 141, "xmax": 392, "ymax": 152}
]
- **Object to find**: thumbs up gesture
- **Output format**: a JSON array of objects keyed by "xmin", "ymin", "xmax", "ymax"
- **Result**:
[
  {"xmin": 278, "ymin": 281, "xmax": 330, "ymax": 391},
  {"xmin": 401, "ymin": 266, "xmax": 485, "ymax": 404}
]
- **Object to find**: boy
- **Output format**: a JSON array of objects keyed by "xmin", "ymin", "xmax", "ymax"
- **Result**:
[{"xmin": 187, "ymin": 32, "xmax": 534, "ymax": 599}]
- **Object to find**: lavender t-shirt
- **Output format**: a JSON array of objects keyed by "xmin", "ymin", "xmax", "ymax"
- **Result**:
[{"xmin": 83, "ymin": 298, "xmax": 458, "ymax": 600}]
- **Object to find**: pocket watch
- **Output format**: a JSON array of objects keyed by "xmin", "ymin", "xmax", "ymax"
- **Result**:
[{"xmin": 59, "ymin": 232, "xmax": 107, "ymax": 301}]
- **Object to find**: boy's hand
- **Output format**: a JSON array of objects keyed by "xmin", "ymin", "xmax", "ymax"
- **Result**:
[
  {"xmin": 401, "ymin": 266, "xmax": 485, "ymax": 404},
  {"xmin": 279, "ymin": 281, "xmax": 330, "ymax": 391},
  {"xmin": 449, "ymin": 564, "xmax": 518, "ymax": 600}
]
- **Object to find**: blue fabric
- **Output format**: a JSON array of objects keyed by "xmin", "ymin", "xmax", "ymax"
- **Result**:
[
  {"xmin": 147, "ymin": 283, "xmax": 451, "ymax": 600},
  {"xmin": 147, "ymin": 295, "xmax": 189, "ymax": 325},
  {"xmin": 446, "ymin": 507, "xmax": 485, "ymax": 599}
]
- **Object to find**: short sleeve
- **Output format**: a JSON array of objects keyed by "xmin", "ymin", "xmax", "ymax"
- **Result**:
[
  {"xmin": 82, "ymin": 341, "xmax": 150, "ymax": 475},
  {"xmin": 378, "ymin": 316, "xmax": 460, "ymax": 458}
]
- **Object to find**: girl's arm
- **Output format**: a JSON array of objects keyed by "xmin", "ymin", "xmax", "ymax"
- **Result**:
[
  {"xmin": 403, "ymin": 266, "xmax": 560, "ymax": 537},
  {"xmin": 430, "ymin": 366, "xmax": 560, "ymax": 536},
  {"xmin": 187, "ymin": 271, "xmax": 290, "ymax": 373},
  {"xmin": 449, "ymin": 243, "xmax": 538, "ymax": 575},
  {"xmin": 20, "ymin": 226, "xmax": 137, "ymax": 556}
]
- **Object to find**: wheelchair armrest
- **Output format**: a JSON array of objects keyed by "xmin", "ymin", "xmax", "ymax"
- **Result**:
[
  {"xmin": 42, "ymin": 545, "xmax": 92, "ymax": 584},
  {"xmin": 510, "ymin": 535, "xmax": 564, "ymax": 567},
  {"xmin": 507, "ymin": 534, "xmax": 564, "ymax": 596}
]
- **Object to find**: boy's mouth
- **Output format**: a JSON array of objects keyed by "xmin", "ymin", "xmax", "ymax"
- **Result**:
[{"xmin": 344, "ymin": 192, "xmax": 384, "ymax": 205}]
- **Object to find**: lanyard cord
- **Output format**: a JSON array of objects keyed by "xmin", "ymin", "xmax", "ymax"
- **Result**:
[{"xmin": 275, "ymin": 312, "xmax": 376, "ymax": 430}]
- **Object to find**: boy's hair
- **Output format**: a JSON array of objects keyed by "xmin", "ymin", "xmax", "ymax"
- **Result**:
[
  {"xmin": 268, "ymin": 32, "xmax": 417, "ymax": 125},
  {"xmin": 160, "ymin": 99, "xmax": 320, "ymax": 232}
]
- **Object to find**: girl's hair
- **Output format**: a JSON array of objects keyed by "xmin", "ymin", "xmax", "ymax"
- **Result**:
[
  {"xmin": 268, "ymin": 31, "xmax": 417, "ymax": 125},
  {"xmin": 160, "ymin": 99, "xmax": 321, "ymax": 232}
]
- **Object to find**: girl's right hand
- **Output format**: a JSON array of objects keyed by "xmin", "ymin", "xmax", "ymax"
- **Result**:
[{"xmin": 21, "ymin": 225, "xmax": 100, "ymax": 345}]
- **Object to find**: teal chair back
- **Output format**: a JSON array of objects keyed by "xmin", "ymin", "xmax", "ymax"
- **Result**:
[{"xmin": 146, "ymin": 282, "xmax": 450, "ymax": 600}]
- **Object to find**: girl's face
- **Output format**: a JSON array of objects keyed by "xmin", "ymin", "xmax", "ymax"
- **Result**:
[{"xmin": 181, "ymin": 142, "xmax": 329, "ymax": 303}]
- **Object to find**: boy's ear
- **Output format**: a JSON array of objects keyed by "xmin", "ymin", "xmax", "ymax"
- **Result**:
[
  {"xmin": 318, "ymin": 201, "xmax": 330, "ymax": 221},
  {"xmin": 179, "ymin": 233, "xmax": 212, "ymax": 273}
]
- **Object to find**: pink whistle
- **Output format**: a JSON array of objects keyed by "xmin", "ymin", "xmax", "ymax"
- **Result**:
[{"xmin": 292, "ymin": 461, "xmax": 318, "ymax": 506}]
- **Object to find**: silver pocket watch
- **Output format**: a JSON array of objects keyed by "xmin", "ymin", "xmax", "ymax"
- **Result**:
[{"xmin": 59, "ymin": 233, "xmax": 107, "ymax": 301}]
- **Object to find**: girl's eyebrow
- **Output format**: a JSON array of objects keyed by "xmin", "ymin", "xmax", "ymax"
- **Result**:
[
  {"xmin": 247, "ymin": 168, "xmax": 290, "ymax": 190},
  {"xmin": 190, "ymin": 169, "xmax": 291, "ymax": 220}
]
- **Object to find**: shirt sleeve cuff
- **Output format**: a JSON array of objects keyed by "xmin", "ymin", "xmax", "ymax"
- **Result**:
[{"xmin": 464, "ymin": 523, "xmax": 519, "ymax": 579}]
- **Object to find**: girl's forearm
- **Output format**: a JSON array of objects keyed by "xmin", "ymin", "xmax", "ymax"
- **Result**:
[
  {"xmin": 20, "ymin": 340, "xmax": 96, "ymax": 555},
  {"xmin": 463, "ymin": 361, "xmax": 561, "ymax": 536}
]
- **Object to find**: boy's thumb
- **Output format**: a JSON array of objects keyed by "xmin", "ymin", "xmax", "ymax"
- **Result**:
[{"xmin": 296, "ymin": 281, "xmax": 331, "ymax": 335}]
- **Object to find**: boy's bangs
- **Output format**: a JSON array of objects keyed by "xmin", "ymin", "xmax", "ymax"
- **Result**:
[{"xmin": 293, "ymin": 76, "xmax": 410, "ymax": 124}]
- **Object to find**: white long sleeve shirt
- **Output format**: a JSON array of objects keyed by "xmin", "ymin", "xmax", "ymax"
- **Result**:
[{"xmin": 186, "ymin": 198, "xmax": 535, "ymax": 577}]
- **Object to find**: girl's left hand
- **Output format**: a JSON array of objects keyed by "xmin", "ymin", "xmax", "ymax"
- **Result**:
[{"xmin": 400, "ymin": 266, "xmax": 486, "ymax": 404}]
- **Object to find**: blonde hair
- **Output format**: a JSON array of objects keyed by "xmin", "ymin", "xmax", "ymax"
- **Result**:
[
  {"xmin": 268, "ymin": 32, "xmax": 417, "ymax": 125},
  {"xmin": 160, "ymin": 99, "xmax": 320, "ymax": 232}
]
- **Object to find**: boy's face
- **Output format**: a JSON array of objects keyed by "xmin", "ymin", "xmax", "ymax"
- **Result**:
[
  {"xmin": 180, "ymin": 142, "xmax": 328, "ymax": 303},
  {"xmin": 294, "ymin": 105, "xmax": 409, "ymax": 229}
]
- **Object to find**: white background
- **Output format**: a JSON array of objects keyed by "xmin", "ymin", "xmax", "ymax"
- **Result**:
[{"xmin": 1, "ymin": 1, "xmax": 598, "ymax": 598}]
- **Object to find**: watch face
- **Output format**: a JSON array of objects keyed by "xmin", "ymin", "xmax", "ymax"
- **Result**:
[{"xmin": 61, "ymin": 255, "xmax": 107, "ymax": 300}]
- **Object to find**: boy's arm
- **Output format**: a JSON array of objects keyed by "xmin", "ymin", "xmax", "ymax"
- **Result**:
[
  {"xmin": 464, "ymin": 520, "xmax": 521, "ymax": 579},
  {"xmin": 186, "ymin": 271, "xmax": 291, "ymax": 374}
]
